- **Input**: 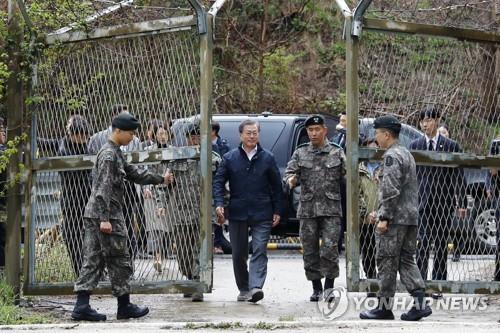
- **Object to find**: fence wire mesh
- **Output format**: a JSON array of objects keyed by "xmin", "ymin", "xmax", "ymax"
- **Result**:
[
  {"xmin": 356, "ymin": 30, "xmax": 499, "ymax": 284},
  {"xmin": 29, "ymin": 27, "xmax": 208, "ymax": 288},
  {"xmin": 346, "ymin": 0, "xmax": 499, "ymax": 32}
]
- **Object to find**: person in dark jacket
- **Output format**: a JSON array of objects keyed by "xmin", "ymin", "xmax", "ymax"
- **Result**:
[
  {"xmin": 213, "ymin": 119, "xmax": 283, "ymax": 303},
  {"xmin": 211, "ymin": 120, "xmax": 231, "ymax": 254},
  {"xmin": 59, "ymin": 115, "xmax": 93, "ymax": 277},
  {"xmin": 409, "ymin": 106, "xmax": 467, "ymax": 283}
]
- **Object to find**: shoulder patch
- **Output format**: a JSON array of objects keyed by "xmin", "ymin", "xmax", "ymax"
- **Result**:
[{"xmin": 385, "ymin": 155, "xmax": 394, "ymax": 167}]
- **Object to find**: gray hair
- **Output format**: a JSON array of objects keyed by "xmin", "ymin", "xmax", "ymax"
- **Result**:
[{"xmin": 238, "ymin": 119, "xmax": 260, "ymax": 133}]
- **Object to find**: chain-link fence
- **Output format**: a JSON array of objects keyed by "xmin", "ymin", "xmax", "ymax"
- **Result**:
[
  {"xmin": 337, "ymin": 0, "xmax": 499, "ymax": 294},
  {"xmin": 24, "ymin": 1, "xmax": 218, "ymax": 295}
]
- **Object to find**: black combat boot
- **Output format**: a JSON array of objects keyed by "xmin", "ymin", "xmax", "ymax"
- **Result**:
[
  {"xmin": 116, "ymin": 294, "xmax": 149, "ymax": 320},
  {"xmin": 323, "ymin": 278, "xmax": 335, "ymax": 302},
  {"xmin": 401, "ymin": 290, "xmax": 432, "ymax": 321},
  {"xmin": 310, "ymin": 279, "xmax": 323, "ymax": 302},
  {"xmin": 359, "ymin": 297, "xmax": 395, "ymax": 320},
  {"xmin": 71, "ymin": 291, "xmax": 107, "ymax": 321}
]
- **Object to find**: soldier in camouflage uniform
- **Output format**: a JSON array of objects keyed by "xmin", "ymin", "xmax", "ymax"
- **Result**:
[
  {"xmin": 156, "ymin": 123, "xmax": 221, "ymax": 302},
  {"xmin": 72, "ymin": 113, "xmax": 172, "ymax": 321},
  {"xmin": 284, "ymin": 115, "xmax": 345, "ymax": 302},
  {"xmin": 360, "ymin": 115, "xmax": 432, "ymax": 321}
]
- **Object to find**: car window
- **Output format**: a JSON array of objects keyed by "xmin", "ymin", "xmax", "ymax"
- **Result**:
[
  {"xmin": 359, "ymin": 118, "xmax": 423, "ymax": 148},
  {"xmin": 216, "ymin": 120, "xmax": 286, "ymax": 152}
]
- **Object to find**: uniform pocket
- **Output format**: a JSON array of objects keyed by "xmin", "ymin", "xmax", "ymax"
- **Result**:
[
  {"xmin": 300, "ymin": 192, "xmax": 314, "ymax": 201},
  {"xmin": 325, "ymin": 192, "xmax": 341, "ymax": 200},
  {"xmin": 298, "ymin": 160, "xmax": 314, "ymax": 169},
  {"xmin": 104, "ymin": 234, "xmax": 127, "ymax": 257},
  {"xmin": 375, "ymin": 226, "xmax": 398, "ymax": 258}
]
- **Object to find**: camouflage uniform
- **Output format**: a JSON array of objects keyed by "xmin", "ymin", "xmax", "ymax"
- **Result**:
[
  {"xmin": 358, "ymin": 162, "xmax": 381, "ymax": 279},
  {"xmin": 156, "ymin": 152, "xmax": 221, "ymax": 279},
  {"xmin": 376, "ymin": 142, "xmax": 426, "ymax": 297},
  {"xmin": 74, "ymin": 140, "xmax": 164, "ymax": 297},
  {"xmin": 284, "ymin": 141, "xmax": 345, "ymax": 281}
]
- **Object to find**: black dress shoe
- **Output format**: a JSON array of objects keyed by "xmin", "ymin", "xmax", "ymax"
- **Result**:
[{"xmin": 359, "ymin": 308, "xmax": 394, "ymax": 320}]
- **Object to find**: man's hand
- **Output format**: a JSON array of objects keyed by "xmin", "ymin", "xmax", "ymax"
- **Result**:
[
  {"xmin": 100, "ymin": 221, "xmax": 112, "ymax": 234},
  {"xmin": 143, "ymin": 188, "xmax": 152, "ymax": 199},
  {"xmin": 272, "ymin": 214, "xmax": 281, "ymax": 227},
  {"xmin": 287, "ymin": 175, "xmax": 298, "ymax": 189},
  {"xmin": 367, "ymin": 211, "xmax": 377, "ymax": 224},
  {"xmin": 457, "ymin": 208, "xmax": 467, "ymax": 219},
  {"xmin": 216, "ymin": 206, "xmax": 225, "ymax": 225},
  {"xmin": 163, "ymin": 169, "xmax": 174, "ymax": 185},
  {"xmin": 376, "ymin": 220, "xmax": 388, "ymax": 234},
  {"xmin": 157, "ymin": 208, "xmax": 166, "ymax": 217}
]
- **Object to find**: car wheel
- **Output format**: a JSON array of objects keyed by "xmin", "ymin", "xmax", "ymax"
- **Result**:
[{"xmin": 472, "ymin": 202, "xmax": 497, "ymax": 254}]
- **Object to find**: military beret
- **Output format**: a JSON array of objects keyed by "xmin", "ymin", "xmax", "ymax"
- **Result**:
[
  {"xmin": 111, "ymin": 113, "xmax": 141, "ymax": 131},
  {"xmin": 373, "ymin": 115, "xmax": 401, "ymax": 134},
  {"xmin": 185, "ymin": 123, "xmax": 200, "ymax": 136},
  {"xmin": 304, "ymin": 114, "xmax": 325, "ymax": 127}
]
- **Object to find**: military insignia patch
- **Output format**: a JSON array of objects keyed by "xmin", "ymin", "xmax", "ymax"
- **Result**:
[{"xmin": 385, "ymin": 156, "xmax": 393, "ymax": 166}]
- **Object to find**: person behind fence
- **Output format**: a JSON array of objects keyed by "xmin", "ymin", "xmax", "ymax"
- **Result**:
[
  {"xmin": 72, "ymin": 113, "xmax": 173, "ymax": 321},
  {"xmin": 486, "ymin": 139, "xmax": 500, "ymax": 281},
  {"xmin": 88, "ymin": 104, "xmax": 148, "ymax": 259},
  {"xmin": 211, "ymin": 120, "xmax": 231, "ymax": 255},
  {"xmin": 360, "ymin": 115, "xmax": 432, "ymax": 321},
  {"xmin": 156, "ymin": 122, "xmax": 221, "ymax": 302},
  {"xmin": 213, "ymin": 119, "xmax": 283, "ymax": 303},
  {"xmin": 58, "ymin": 115, "xmax": 93, "ymax": 277},
  {"xmin": 142, "ymin": 120, "xmax": 175, "ymax": 273},
  {"xmin": 358, "ymin": 137, "xmax": 380, "ymax": 281},
  {"xmin": 409, "ymin": 106, "xmax": 467, "ymax": 285},
  {"xmin": 284, "ymin": 114, "xmax": 345, "ymax": 302}
]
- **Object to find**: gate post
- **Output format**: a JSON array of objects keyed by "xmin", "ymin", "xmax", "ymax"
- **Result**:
[
  {"xmin": 345, "ymin": 15, "xmax": 361, "ymax": 292},
  {"xmin": 5, "ymin": 0, "xmax": 24, "ymax": 300}
]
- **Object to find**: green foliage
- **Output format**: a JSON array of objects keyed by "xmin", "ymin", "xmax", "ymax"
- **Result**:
[{"xmin": 0, "ymin": 278, "xmax": 54, "ymax": 325}]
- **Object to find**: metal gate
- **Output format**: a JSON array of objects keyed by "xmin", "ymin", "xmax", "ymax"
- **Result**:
[
  {"xmin": 23, "ymin": 0, "xmax": 225, "ymax": 296},
  {"xmin": 337, "ymin": 0, "xmax": 500, "ymax": 294}
]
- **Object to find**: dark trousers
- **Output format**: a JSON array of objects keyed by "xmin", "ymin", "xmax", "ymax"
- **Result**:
[
  {"xmin": 61, "ymin": 215, "xmax": 85, "ymax": 277},
  {"xmin": 417, "ymin": 210, "xmax": 451, "ymax": 280},
  {"xmin": 213, "ymin": 224, "xmax": 224, "ymax": 248},
  {"xmin": 229, "ymin": 220, "xmax": 272, "ymax": 291},
  {"xmin": 360, "ymin": 223, "xmax": 377, "ymax": 279},
  {"xmin": 174, "ymin": 224, "xmax": 200, "ymax": 280},
  {"xmin": 495, "ymin": 198, "xmax": 500, "ymax": 281}
]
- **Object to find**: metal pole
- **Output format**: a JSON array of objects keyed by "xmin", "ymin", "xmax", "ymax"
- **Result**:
[
  {"xmin": 198, "ymin": 10, "xmax": 214, "ymax": 292},
  {"xmin": 345, "ymin": 16, "xmax": 361, "ymax": 293},
  {"xmin": 5, "ymin": 0, "xmax": 24, "ymax": 300}
]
